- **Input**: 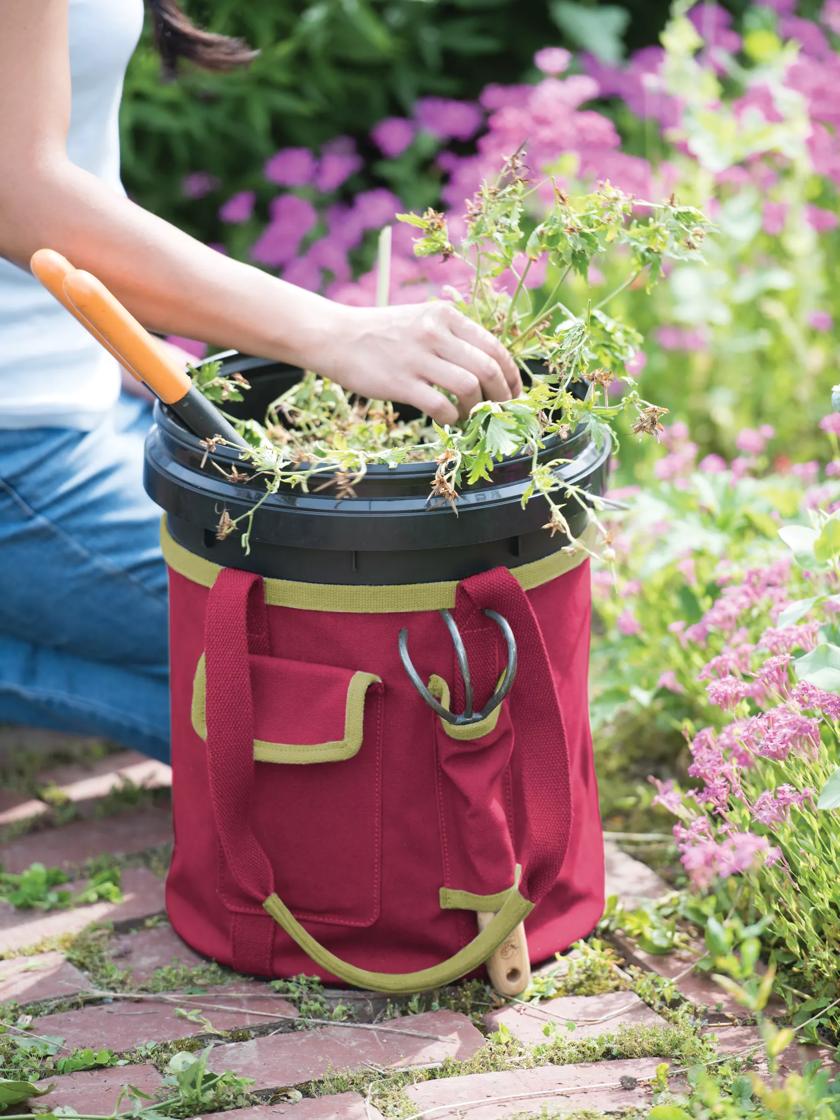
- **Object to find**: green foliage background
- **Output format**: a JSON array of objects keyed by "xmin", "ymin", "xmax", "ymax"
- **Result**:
[{"xmin": 121, "ymin": 0, "xmax": 677, "ymax": 242}]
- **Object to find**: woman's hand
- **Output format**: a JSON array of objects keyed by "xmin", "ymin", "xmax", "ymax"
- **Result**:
[{"xmin": 310, "ymin": 301, "xmax": 523, "ymax": 425}]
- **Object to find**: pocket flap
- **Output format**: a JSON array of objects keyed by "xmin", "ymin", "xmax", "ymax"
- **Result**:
[{"xmin": 192, "ymin": 653, "xmax": 381, "ymax": 764}]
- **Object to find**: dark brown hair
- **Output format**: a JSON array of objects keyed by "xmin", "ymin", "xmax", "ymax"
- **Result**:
[{"xmin": 146, "ymin": 0, "xmax": 257, "ymax": 75}]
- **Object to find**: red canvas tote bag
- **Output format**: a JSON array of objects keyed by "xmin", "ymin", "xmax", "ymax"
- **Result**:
[{"xmin": 161, "ymin": 519, "xmax": 604, "ymax": 991}]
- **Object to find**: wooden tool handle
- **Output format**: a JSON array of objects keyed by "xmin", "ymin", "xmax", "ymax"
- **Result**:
[
  {"xmin": 30, "ymin": 249, "xmax": 135, "ymax": 375},
  {"xmin": 477, "ymin": 912, "xmax": 531, "ymax": 997},
  {"xmin": 63, "ymin": 269, "xmax": 192, "ymax": 404}
]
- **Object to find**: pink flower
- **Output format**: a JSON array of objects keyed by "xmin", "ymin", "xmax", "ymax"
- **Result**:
[
  {"xmin": 626, "ymin": 350, "xmax": 647, "ymax": 375},
  {"xmin": 824, "ymin": 0, "xmax": 840, "ymax": 35},
  {"xmin": 742, "ymin": 706, "xmax": 822, "ymax": 761},
  {"xmin": 736, "ymin": 426, "xmax": 774, "ymax": 454},
  {"xmin": 651, "ymin": 777, "xmax": 683, "ymax": 813},
  {"xmin": 805, "ymin": 205, "xmax": 839, "ymax": 232},
  {"xmin": 349, "ymin": 188, "xmax": 401, "ymax": 230},
  {"xmin": 762, "ymin": 201, "xmax": 788, "ymax": 236},
  {"xmin": 165, "ymin": 335, "xmax": 206, "ymax": 360},
  {"xmin": 751, "ymin": 785, "xmax": 813, "ymax": 826},
  {"xmin": 657, "ymin": 671, "xmax": 685, "ymax": 695},
  {"xmin": 655, "ymin": 325, "xmax": 709, "ymax": 352},
  {"xmin": 264, "ymin": 147, "xmax": 316, "ymax": 187},
  {"xmin": 809, "ymin": 310, "xmax": 834, "ymax": 332},
  {"xmin": 679, "ymin": 831, "xmax": 780, "ymax": 890},
  {"xmin": 415, "ymin": 97, "xmax": 483, "ymax": 141},
  {"xmin": 371, "ymin": 117, "xmax": 415, "ymax": 158},
  {"xmin": 699, "ymin": 453, "xmax": 727, "ymax": 473},
  {"xmin": 534, "ymin": 47, "xmax": 572, "ymax": 75},
  {"xmin": 315, "ymin": 138, "xmax": 362, "ymax": 192},
  {"xmin": 250, "ymin": 195, "xmax": 318, "ymax": 269},
  {"xmin": 219, "ymin": 190, "xmax": 255, "ymax": 224},
  {"xmin": 820, "ymin": 413, "xmax": 840, "ymax": 435},
  {"xmin": 792, "ymin": 680, "xmax": 840, "ymax": 720},
  {"xmin": 754, "ymin": 653, "xmax": 792, "ymax": 699},
  {"xmin": 181, "ymin": 172, "xmax": 218, "ymax": 199},
  {"xmin": 759, "ymin": 622, "xmax": 820, "ymax": 655},
  {"xmin": 707, "ymin": 676, "xmax": 752, "ymax": 711},
  {"xmin": 617, "ymin": 609, "xmax": 641, "ymax": 636}
]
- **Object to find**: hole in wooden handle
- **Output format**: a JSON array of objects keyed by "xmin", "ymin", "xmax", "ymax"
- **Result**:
[{"xmin": 477, "ymin": 913, "xmax": 531, "ymax": 998}]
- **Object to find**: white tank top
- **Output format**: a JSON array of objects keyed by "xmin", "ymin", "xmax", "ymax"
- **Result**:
[{"xmin": 0, "ymin": 0, "xmax": 144, "ymax": 429}]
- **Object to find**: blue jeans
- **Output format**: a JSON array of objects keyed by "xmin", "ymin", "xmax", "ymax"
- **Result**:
[{"xmin": 0, "ymin": 395, "xmax": 170, "ymax": 761}]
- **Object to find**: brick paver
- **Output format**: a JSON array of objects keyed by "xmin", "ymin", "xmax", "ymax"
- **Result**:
[
  {"xmin": 35, "ymin": 1063, "xmax": 163, "ymax": 1113},
  {"xmin": 36, "ymin": 751, "xmax": 171, "ymax": 807},
  {"xmin": 1, "ymin": 805, "xmax": 172, "ymax": 873},
  {"xmin": 603, "ymin": 840, "xmax": 669, "ymax": 907},
  {"xmin": 608, "ymin": 931, "xmax": 746, "ymax": 1022},
  {"xmin": 0, "ymin": 867, "xmax": 165, "ymax": 953},
  {"xmin": 404, "ymin": 1056, "xmax": 667, "ymax": 1118},
  {"xmin": 707, "ymin": 1024, "xmax": 837, "ymax": 1076},
  {"xmin": 197, "ymin": 1095, "xmax": 386, "ymax": 1120},
  {"xmin": 0, "ymin": 951, "xmax": 89, "ymax": 1004},
  {"xmin": 0, "ymin": 788, "xmax": 48, "ymax": 828},
  {"xmin": 485, "ymin": 991, "xmax": 667, "ymax": 1045},
  {"xmin": 34, "ymin": 987, "xmax": 299, "ymax": 1053},
  {"xmin": 108, "ymin": 921, "xmax": 209, "ymax": 982},
  {"xmin": 207, "ymin": 1010, "xmax": 485, "ymax": 1089}
]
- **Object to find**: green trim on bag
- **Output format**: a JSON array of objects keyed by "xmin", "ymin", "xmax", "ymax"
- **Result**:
[
  {"xmin": 161, "ymin": 516, "xmax": 593, "ymax": 614},
  {"xmin": 440, "ymin": 866, "xmax": 523, "ymax": 912},
  {"xmin": 427, "ymin": 675, "xmax": 505, "ymax": 740},
  {"xmin": 191, "ymin": 652, "xmax": 380, "ymax": 764},
  {"xmin": 262, "ymin": 885, "xmax": 534, "ymax": 993}
]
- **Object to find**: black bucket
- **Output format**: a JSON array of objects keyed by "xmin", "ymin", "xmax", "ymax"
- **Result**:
[{"xmin": 143, "ymin": 352, "xmax": 611, "ymax": 585}]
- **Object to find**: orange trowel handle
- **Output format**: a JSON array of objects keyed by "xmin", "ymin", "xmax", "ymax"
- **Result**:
[
  {"xmin": 30, "ymin": 249, "xmax": 132, "ymax": 375},
  {"xmin": 63, "ymin": 269, "xmax": 191, "ymax": 405}
]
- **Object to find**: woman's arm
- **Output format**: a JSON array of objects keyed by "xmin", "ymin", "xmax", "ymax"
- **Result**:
[{"xmin": 0, "ymin": 1, "xmax": 521, "ymax": 425}]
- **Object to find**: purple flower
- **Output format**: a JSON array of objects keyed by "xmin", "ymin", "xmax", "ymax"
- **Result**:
[
  {"xmin": 371, "ymin": 117, "xmax": 416, "ymax": 158},
  {"xmin": 626, "ymin": 350, "xmax": 647, "ymax": 375},
  {"xmin": 824, "ymin": 0, "xmax": 840, "ymax": 35},
  {"xmin": 820, "ymin": 413, "xmax": 840, "ymax": 435},
  {"xmin": 282, "ymin": 255, "xmax": 323, "ymax": 292},
  {"xmin": 219, "ymin": 190, "xmax": 255, "ymax": 224},
  {"xmin": 264, "ymin": 147, "xmax": 316, "ymax": 187},
  {"xmin": 349, "ymin": 188, "xmax": 401, "ymax": 231},
  {"xmin": 415, "ymin": 97, "xmax": 483, "ymax": 141},
  {"xmin": 809, "ymin": 310, "xmax": 833, "ymax": 332},
  {"xmin": 250, "ymin": 195, "xmax": 317, "ymax": 269},
  {"xmin": 534, "ymin": 47, "xmax": 572, "ymax": 75},
  {"xmin": 182, "ymin": 172, "xmax": 219, "ymax": 200}
]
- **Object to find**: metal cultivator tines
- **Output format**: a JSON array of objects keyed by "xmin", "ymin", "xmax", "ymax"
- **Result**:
[{"xmin": 398, "ymin": 608, "xmax": 518, "ymax": 727}]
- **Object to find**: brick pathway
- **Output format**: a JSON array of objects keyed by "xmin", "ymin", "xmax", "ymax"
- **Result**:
[{"xmin": 0, "ymin": 736, "xmax": 834, "ymax": 1119}]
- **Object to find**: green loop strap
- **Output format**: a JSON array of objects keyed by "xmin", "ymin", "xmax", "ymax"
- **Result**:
[{"xmin": 262, "ymin": 888, "xmax": 534, "ymax": 993}]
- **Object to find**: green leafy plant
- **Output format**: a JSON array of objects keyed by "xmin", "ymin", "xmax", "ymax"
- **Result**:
[
  {"xmin": 0, "ymin": 863, "xmax": 122, "ymax": 911},
  {"xmin": 197, "ymin": 161, "xmax": 707, "ymax": 551}
]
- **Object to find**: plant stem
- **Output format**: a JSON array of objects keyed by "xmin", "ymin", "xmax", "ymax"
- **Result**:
[
  {"xmin": 594, "ymin": 268, "xmax": 644, "ymax": 310},
  {"xmin": 502, "ymin": 257, "xmax": 532, "ymax": 337}
]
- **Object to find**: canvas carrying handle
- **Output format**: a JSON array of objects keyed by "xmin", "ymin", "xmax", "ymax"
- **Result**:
[{"xmin": 203, "ymin": 565, "xmax": 569, "ymax": 989}]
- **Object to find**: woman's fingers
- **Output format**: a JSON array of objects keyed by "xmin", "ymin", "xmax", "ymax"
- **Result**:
[
  {"xmin": 446, "ymin": 308, "xmax": 523, "ymax": 397},
  {"xmin": 405, "ymin": 380, "xmax": 460, "ymax": 426},
  {"xmin": 432, "ymin": 334, "xmax": 510, "ymax": 410},
  {"xmin": 423, "ymin": 356, "xmax": 483, "ymax": 419}
]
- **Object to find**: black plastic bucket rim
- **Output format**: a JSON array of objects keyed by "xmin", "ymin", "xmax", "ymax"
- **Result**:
[{"xmin": 143, "ymin": 352, "xmax": 611, "ymax": 583}]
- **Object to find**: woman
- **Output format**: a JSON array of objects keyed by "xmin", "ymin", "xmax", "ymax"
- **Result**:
[{"xmin": 0, "ymin": 0, "xmax": 520, "ymax": 762}]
